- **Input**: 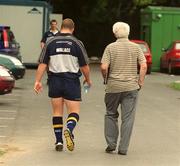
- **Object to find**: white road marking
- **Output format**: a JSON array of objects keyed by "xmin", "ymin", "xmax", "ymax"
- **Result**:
[
  {"xmin": 0, "ymin": 136, "xmax": 6, "ymax": 138},
  {"xmin": 0, "ymin": 117, "xmax": 15, "ymax": 120},
  {"xmin": 0, "ymin": 126, "xmax": 8, "ymax": 128},
  {"xmin": 0, "ymin": 110, "xmax": 17, "ymax": 113},
  {"xmin": 0, "ymin": 99, "xmax": 17, "ymax": 101}
]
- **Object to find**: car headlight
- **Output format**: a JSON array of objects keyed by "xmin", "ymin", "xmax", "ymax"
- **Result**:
[
  {"xmin": 0, "ymin": 69, "xmax": 11, "ymax": 77},
  {"xmin": 10, "ymin": 57, "xmax": 23, "ymax": 66}
]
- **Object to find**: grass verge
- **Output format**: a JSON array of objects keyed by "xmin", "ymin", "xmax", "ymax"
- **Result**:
[
  {"xmin": 0, "ymin": 149, "xmax": 6, "ymax": 157},
  {"xmin": 170, "ymin": 81, "xmax": 180, "ymax": 91}
]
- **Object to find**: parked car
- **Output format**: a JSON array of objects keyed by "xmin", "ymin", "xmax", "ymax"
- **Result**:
[
  {"xmin": 160, "ymin": 41, "xmax": 180, "ymax": 74},
  {"xmin": 0, "ymin": 53, "xmax": 25, "ymax": 79},
  {"xmin": 131, "ymin": 40, "xmax": 152, "ymax": 74},
  {"xmin": 0, "ymin": 26, "xmax": 21, "ymax": 61},
  {"xmin": 0, "ymin": 65, "xmax": 15, "ymax": 95}
]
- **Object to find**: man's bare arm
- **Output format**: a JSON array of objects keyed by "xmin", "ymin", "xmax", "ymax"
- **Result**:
[
  {"xmin": 40, "ymin": 42, "xmax": 45, "ymax": 49},
  {"xmin": 34, "ymin": 63, "xmax": 47, "ymax": 93},
  {"xmin": 80, "ymin": 65, "xmax": 92, "ymax": 86},
  {"xmin": 100, "ymin": 63, "xmax": 109, "ymax": 84},
  {"xmin": 138, "ymin": 63, "xmax": 147, "ymax": 87}
]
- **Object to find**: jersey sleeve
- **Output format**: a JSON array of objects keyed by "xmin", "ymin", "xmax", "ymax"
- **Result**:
[
  {"xmin": 38, "ymin": 43, "xmax": 50, "ymax": 64},
  {"xmin": 76, "ymin": 41, "xmax": 89, "ymax": 67},
  {"xmin": 41, "ymin": 32, "xmax": 47, "ymax": 43}
]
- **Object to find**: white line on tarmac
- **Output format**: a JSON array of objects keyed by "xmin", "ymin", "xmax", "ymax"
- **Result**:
[
  {"xmin": 0, "ymin": 126, "xmax": 8, "ymax": 128},
  {"xmin": 0, "ymin": 110, "xmax": 17, "ymax": 113},
  {"xmin": 8, "ymin": 93, "xmax": 21, "ymax": 96},
  {"xmin": 0, "ymin": 98, "xmax": 17, "ymax": 101},
  {"xmin": 0, "ymin": 136, "xmax": 6, "ymax": 138},
  {"xmin": 0, "ymin": 117, "xmax": 15, "ymax": 120}
]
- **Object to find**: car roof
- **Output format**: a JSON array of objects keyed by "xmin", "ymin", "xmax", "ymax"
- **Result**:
[
  {"xmin": 0, "ymin": 26, "xmax": 10, "ymax": 30},
  {"xmin": 131, "ymin": 40, "xmax": 147, "ymax": 44},
  {"xmin": 174, "ymin": 40, "xmax": 180, "ymax": 43}
]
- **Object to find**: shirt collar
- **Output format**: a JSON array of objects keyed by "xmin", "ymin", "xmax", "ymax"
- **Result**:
[
  {"xmin": 59, "ymin": 33, "xmax": 73, "ymax": 36},
  {"xmin": 116, "ymin": 38, "xmax": 129, "ymax": 42},
  {"xmin": 50, "ymin": 29, "xmax": 59, "ymax": 35}
]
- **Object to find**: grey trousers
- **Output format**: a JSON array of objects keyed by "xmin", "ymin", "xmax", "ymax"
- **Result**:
[{"xmin": 104, "ymin": 90, "xmax": 138, "ymax": 153}]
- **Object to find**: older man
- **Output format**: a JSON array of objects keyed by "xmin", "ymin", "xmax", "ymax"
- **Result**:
[{"xmin": 101, "ymin": 22, "xmax": 147, "ymax": 155}]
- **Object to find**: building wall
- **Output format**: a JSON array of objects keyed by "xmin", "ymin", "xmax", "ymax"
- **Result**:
[
  {"xmin": 141, "ymin": 6, "xmax": 180, "ymax": 71},
  {"xmin": 0, "ymin": 5, "xmax": 44, "ymax": 63},
  {"xmin": 0, "ymin": 1, "xmax": 52, "ymax": 64}
]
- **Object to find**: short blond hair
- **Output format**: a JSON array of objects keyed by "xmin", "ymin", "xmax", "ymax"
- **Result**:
[
  {"xmin": 112, "ymin": 22, "xmax": 130, "ymax": 38},
  {"xmin": 61, "ymin": 18, "xmax": 75, "ymax": 30}
]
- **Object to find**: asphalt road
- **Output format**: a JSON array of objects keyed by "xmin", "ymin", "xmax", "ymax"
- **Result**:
[{"xmin": 0, "ymin": 64, "xmax": 180, "ymax": 166}]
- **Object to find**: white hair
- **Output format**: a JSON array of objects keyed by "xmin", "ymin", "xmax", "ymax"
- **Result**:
[{"xmin": 112, "ymin": 22, "xmax": 130, "ymax": 38}]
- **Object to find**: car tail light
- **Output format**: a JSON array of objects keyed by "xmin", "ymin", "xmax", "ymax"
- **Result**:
[
  {"xmin": 176, "ymin": 53, "xmax": 180, "ymax": 56},
  {"xmin": 146, "ymin": 55, "xmax": 152, "ymax": 63},
  {"xmin": 3, "ymin": 29, "xmax": 9, "ymax": 48}
]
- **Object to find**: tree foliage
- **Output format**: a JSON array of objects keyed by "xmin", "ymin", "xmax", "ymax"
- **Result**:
[{"xmin": 47, "ymin": 0, "xmax": 180, "ymax": 56}]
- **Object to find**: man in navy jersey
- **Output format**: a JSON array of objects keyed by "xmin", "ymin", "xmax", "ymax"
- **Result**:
[
  {"xmin": 40, "ymin": 19, "xmax": 60, "ymax": 49},
  {"xmin": 34, "ymin": 18, "xmax": 92, "ymax": 152}
]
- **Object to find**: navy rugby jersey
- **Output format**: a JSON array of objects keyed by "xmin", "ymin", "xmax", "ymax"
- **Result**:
[
  {"xmin": 39, "ymin": 33, "xmax": 89, "ymax": 78},
  {"xmin": 41, "ymin": 30, "xmax": 61, "ymax": 43}
]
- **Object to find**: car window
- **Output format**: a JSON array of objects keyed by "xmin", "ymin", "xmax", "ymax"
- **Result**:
[
  {"xmin": 175, "ymin": 43, "xmax": 180, "ymax": 50},
  {"xmin": 0, "ymin": 30, "xmax": 4, "ymax": 49},
  {"xmin": 0, "ymin": 29, "xmax": 17, "ymax": 48},
  {"xmin": 0, "ymin": 30, "xmax": 3, "ymax": 41},
  {"xmin": 7, "ymin": 30, "xmax": 15, "ymax": 42},
  {"xmin": 137, "ymin": 43, "xmax": 148, "ymax": 53}
]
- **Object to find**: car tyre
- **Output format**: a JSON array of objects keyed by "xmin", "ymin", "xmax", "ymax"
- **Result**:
[
  {"xmin": 168, "ymin": 62, "xmax": 173, "ymax": 74},
  {"xmin": 160, "ymin": 61, "xmax": 165, "ymax": 73},
  {"xmin": 147, "ymin": 66, "xmax": 151, "ymax": 74}
]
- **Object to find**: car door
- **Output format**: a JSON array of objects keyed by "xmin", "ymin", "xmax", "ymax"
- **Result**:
[{"xmin": 162, "ymin": 43, "xmax": 174, "ymax": 68}]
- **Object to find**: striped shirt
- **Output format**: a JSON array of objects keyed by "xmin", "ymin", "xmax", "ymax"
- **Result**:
[
  {"xmin": 39, "ymin": 33, "xmax": 89, "ymax": 78},
  {"xmin": 101, "ymin": 38, "xmax": 146, "ymax": 93}
]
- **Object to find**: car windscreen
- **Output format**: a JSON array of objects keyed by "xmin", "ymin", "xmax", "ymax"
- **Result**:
[
  {"xmin": 0, "ymin": 29, "xmax": 16, "ymax": 48},
  {"xmin": 137, "ymin": 43, "xmax": 148, "ymax": 53},
  {"xmin": 175, "ymin": 43, "xmax": 180, "ymax": 50},
  {"xmin": 7, "ymin": 30, "xmax": 15, "ymax": 43},
  {"xmin": 0, "ymin": 30, "xmax": 4, "ymax": 49}
]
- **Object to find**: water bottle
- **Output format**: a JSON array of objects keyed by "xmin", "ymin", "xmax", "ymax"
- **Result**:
[{"xmin": 83, "ymin": 83, "xmax": 90, "ymax": 93}]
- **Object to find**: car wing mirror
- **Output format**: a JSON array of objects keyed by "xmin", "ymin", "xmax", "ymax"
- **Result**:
[
  {"xmin": 16, "ymin": 43, "xmax": 20, "ymax": 48},
  {"xmin": 161, "ymin": 48, "xmax": 167, "ymax": 52}
]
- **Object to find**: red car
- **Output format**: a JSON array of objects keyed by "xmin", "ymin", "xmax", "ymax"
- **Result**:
[
  {"xmin": 160, "ymin": 41, "xmax": 180, "ymax": 74},
  {"xmin": 131, "ymin": 40, "xmax": 152, "ymax": 74},
  {"xmin": 0, "ymin": 65, "xmax": 15, "ymax": 95}
]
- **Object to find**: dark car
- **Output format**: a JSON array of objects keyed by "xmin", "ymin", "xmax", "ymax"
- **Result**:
[
  {"xmin": 131, "ymin": 40, "xmax": 152, "ymax": 74},
  {"xmin": 0, "ymin": 65, "xmax": 15, "ymax": 95},
  {"xmin": 160, "ymin": 41, "xmax": 180, "ymax": 74},
  {"xmin": 0, "ymin": 26, "xmax": 21, "ymax": 61},
  {"xmin": 0, "ymin": 53, "xmax": 25, "ymax": 79}
]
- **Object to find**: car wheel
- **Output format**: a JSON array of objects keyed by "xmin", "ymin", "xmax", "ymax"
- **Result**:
[
  {"xmin": 147, "ymin": 66, "xmax": 151, "ymax": 74},
  {"xmin": 168, "ymin": 62, "xmax": 173, "ymax": 74},
  {"xmin": 160, "ymin": 59, "xmax": 165, "ymax": 73}
]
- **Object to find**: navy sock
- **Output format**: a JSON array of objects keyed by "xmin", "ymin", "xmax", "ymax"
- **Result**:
[
  {"xmin": 67, "ymin": 113, "xmax": 79, "ymax": 133},
  {"xmin": 53, "ymin": 116, "xmax": 63, "ymax": 144}
]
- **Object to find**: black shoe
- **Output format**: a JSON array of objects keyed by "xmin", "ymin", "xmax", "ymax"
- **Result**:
[
  {"xmin": 55, "ymin": 142, "xmax": 63, "ymax": 151},
  {"xmin": 105, "ymin": 146, "xmax": 116, "ymax": 153},
  {"xmin": 118, "ymin": 151, "xmax": 127, "ymax": 155},
  {"xmin": 64, "ymin": 129, "xmax": 74, "ymax": 151}
]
